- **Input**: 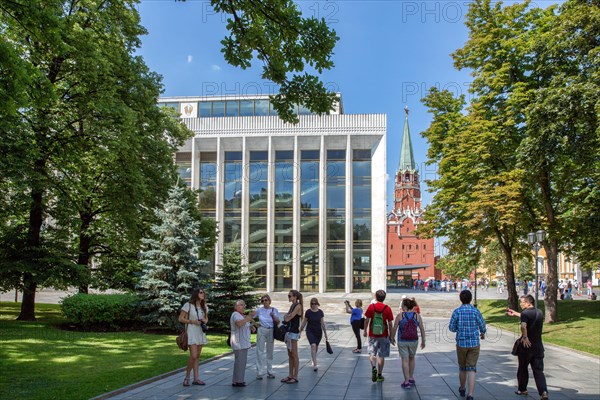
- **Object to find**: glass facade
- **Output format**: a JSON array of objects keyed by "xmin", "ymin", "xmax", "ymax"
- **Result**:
[
  {"xmin": 224, "ymin": 151, "xmax": 242, "ymax": 251},
  {"xmin": 326, "ymin": 149, "xmax": 346, "ymax": 291},
  {"xmin": 274, "ymin": 150, "xmax": 294, "ymax": 290},
  {"xmin": 300, "ymin": 150, "xmax": 320, "ymax": 291},
  {"xmin": 248, "ymin": 151, "xmax": 268, "ymax": 289},
  {"xmin": 159, "ymin": 99, "xmax": 320, "ymax": 118},
  {"xmin": 352, "ymin": 149, "xmax": 372, "ymax": 291}
]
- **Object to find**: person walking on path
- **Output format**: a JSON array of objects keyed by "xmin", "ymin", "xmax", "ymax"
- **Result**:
[
  {"xmin": 344, "ymin": 299, "xmax": 363, "ymax": 353},
  {"xmin": 587, "ymin": 279, "xmax": 593, "ymax": 298},
  {"xmin": 281, "ymin": 290, "xmax": 303, "ymax": 384},
  {"xmin": 254, "ymin": 294, "xmax": 279, "ymax": 380},
  {"xmin": 363, "ymin": 289, "xmax": 394, "ymax": 383},
  {"xmin": 178, "ymin": 288, "xmax": 208, "ymax": 387},
  {"xmin": 507, "ymin": 295, "xmax": 549, "ymax": 400},
  {"xmin": 230, "ymin": 299, "xmax": 256, "ymax": 387},
  {"xmin": 300, "ymin": 297, "xmax": 328, "ymax": 371},
  {"xmin": 391, "ymin": 297, "xmax": 426, "ymax": 389},
  {"xmin": 449, "ymin": 290, "xmax": 487, "ymax": 400}
]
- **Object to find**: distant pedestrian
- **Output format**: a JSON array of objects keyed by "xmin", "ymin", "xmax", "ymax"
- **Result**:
[
  {"xmin": 300, "ymin": 297, "xmax": 328, "ymax": 371},
  {"xmin": 506, "ymin": 295, "xmax": 549, "ymax": 400},
  {"xmin": 391, "ymin": 297, "xmax": 426, "ymax": 389},
  {"xmin": 523, "ymin": 280, "xmax": 529, "ymax": 295},
  {"xmin": 178, "ymin": 288, "xmax": 208, "ymax": 387},
  {"xmin": 230, "ymin": 299, "xmax": 256, "ymax": 387},
  {"xmin": 587, "ymin": 280, "xmax": 593, "ymax": 297},
  {"xmin": 363, "ymin": 289, "xmax": 394, "ymax": 383},
  {"xmin": 281, "ymin": 290, "xmax": 303, "ymax": 384},
  {"xmin": 254, "ymin": 295, "xmax": 279, "ymax": 380},
  {"xmin": 449, "ymin": 290, "xmax": 487, "ymax": 400},
  {"xmin": 345, "ymin": 299, "xmax": 363, "ymax": 353},
  {"xmin": 540, "ymin": 280, "xmax": 547, "ymax": 297}
]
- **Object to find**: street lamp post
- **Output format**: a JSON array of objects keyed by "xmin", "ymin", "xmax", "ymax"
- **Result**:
[{"xmin": 527, "ymin": 230, "xmax": 546, "ymax": 309}]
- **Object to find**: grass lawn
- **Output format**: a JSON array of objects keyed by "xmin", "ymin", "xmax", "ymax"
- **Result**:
[
  {"xmin": 0, "ymin": 302, "xmax": 232, "ymax": 400},
  {"xmin": 478, "ymin": 299, "xmax": 600, "ymax": 356}
]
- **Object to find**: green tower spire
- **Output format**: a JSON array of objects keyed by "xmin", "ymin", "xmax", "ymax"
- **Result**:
[{"xmin": 398, "ymin": 106, "xmax": 417, "ymax": 173}]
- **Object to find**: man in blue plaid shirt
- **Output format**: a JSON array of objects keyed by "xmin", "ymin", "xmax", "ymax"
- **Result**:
[{"xmin": 449, "ymin": 290, "xmax": 486, "ymax": 400}]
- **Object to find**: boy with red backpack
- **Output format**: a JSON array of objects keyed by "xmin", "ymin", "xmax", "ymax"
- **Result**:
[{"xmin": 363, "ymin": 289, "xmax": 394, "ymax": 383}]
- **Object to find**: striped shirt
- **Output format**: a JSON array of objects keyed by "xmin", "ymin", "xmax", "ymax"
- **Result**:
[{"xmin": 449, "ymin": 304, "xmax": 487, "ymax": 348}]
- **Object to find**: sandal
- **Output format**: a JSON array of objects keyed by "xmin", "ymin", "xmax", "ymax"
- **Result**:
[
  {"xmin": 281, "ymin": 376, "xmax": 292, "ymax": 382},
  {"xmin": 540, "ymin": 392, "xmax": 549, "ymax": 400},
  {"xmin": 183, "ymin": 378, "xmax": 190, "ymax": 387},
  {"xmin": 192, "ymin": 380, "xmax": 205, "ymax": 385},
  {"xmin": 515, "ymin": 390, "xmax": 528, "ymax": 395},
  {"xmin": 285, "ymin": 378, "xmax": 298, "ymax": 384}
]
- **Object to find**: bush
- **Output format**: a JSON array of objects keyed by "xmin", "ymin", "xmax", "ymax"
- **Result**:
[{"xmin": 60, "ymin": 293, "xmax": 140, "ymax": 330}]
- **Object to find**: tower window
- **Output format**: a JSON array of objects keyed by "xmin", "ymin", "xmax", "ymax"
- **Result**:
[{"xmin": 391, "ymin": 244, "xmax": 393, "ymax": 250}]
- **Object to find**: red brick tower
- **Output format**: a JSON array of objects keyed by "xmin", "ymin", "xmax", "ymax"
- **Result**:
[{"xmin": 386, "ymin": 107, "xmax": 438, "ymax": 287}]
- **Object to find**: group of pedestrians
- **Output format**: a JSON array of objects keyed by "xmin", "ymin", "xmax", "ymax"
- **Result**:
[{"xmin": 178, "ymin": 288, "xmax": 549, "ymax": 400}]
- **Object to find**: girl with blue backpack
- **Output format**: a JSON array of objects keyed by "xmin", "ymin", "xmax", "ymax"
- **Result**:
[{"xmin": 391, "ymin": 297, "xmax": 426, "ymax": 389}]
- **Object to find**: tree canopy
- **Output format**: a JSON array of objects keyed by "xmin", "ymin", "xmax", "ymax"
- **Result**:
[{"xmin": 419, "ymin": 0, "xmax": 599, "ymax": 320}]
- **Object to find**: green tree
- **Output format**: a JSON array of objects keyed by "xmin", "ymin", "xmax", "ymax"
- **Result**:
[
  {"xmin": 208, "ymin": 248, "xmax": 259, "ymax": 332},
  {"xmin": 0, "ymin": 0, "xmax": 195, "ymax": 320},
  {"xmin": 213, "ymin": 0, "xmax": 339, "ymax": 122},
  {"xmin": 419, "ymin": 86, "xmax": 526, "ymax": 310},
  {"xmin": 437, "ymin": 255, "xmax": 474, "ymax": 282},
  {"xmin": 421, "ymin": 0, "xmax": 599, "ymax": 320},
  {"xmin": 136, "ymin": 185, "xmax": 215, "ymax": 329}
]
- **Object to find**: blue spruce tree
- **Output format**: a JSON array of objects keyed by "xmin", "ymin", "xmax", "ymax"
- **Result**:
[{"xmin": 137, "ymin": 185, "xmax": 211, "ymax": 328}]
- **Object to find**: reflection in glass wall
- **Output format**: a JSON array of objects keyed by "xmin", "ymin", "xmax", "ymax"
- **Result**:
[
  {"xmin": 198, "ymin": 152, "xmax": 217, "ymax": 275},
  {"xmin": 224, "ymin": 152, "xmax": 242, "ymax": 252},
  {"xmin": 176, "ymin": 162, "xmax": 192, "ymax": 187},
  {"xmin": 248, "ymin": 151, "xmax": 268, "ymax": 289},
  {"xmin": 274, "ymin": 151, "xmax": 294, "ymax": 290},
  {"xmin": 352, "ymin": 149, "xmax": 372, "ymax": 291},
  {"xmin": 326, "ymin": 150, "xmax": 346, "ymax": 291},
  {"xmin": 300, "ymin": 150, "xmax": 319, "ymax": 291}
]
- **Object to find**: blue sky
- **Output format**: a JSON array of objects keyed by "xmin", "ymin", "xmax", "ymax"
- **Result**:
[{"xmin": 136, "ymin": 1, "xmax": 542, "ymax": 257}]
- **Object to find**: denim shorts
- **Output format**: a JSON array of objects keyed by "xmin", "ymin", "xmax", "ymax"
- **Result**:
[
  {"xmin": 288, "ymin": 332, "xmax": 300, "ymax": 341},
  {"xmin": 368, "ymin": 337, "xmax": 390, "ymax": 358}
]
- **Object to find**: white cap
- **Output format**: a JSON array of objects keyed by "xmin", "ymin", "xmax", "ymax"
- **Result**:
[{"xmin": 401, "ymin": 295, "xmax": 407, "ymax": 299}]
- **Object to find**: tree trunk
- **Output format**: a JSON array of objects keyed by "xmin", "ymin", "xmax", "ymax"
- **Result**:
[
  {"xmin": 77, "ymin": 212, "xmax": 93, "ymax": 294},
  {"xmin": 497, "ymin": 231, "xmax": 518, "ymax": 310},
  {"xmin": 544, "ymin": 238, "xmax": 559, "ymax": 323},
  {"xmin": 539, "ymin": 168, "xmax": 559, "ymax": 323},
  {"xmin": 17, "ymin": 273, "xmax": 37, "ymax": 321},
  {"xmin": 504, "ymin": 248, "xmax": 519, "ymax": 311},
  {"xmin": 18, "ymin": 162, "xmax": 45, "ymax": 321}
]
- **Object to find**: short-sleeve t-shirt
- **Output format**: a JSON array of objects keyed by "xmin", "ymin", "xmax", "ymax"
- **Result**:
[
  {"xmin": 350, "ymin": 307, "xmax": 363, "ymax": 323},
  {"xmin": 520, "ymin": 307, "xmax": 544, "ymax": 352},
  {"xmin": 364, "ymin": 302, "xmax": 394, "ymax": 338}
]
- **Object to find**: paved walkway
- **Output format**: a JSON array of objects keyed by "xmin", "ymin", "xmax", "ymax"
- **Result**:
[{"xmin": 92, "ymin": 293, "xmax": 600, "ymax": 400}]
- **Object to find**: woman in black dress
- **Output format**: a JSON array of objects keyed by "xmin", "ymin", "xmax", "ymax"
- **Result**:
[{"xmin": 300, "ymin": 297, "xmax": 328, "ymax": 371}]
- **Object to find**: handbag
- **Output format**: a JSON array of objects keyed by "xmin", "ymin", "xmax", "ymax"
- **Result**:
[
  {"xmin": 326, "ymin": 340, "xmax": 333, "ymax": 354},
  {"xmin": 176, "ymin": 329, "xmax": 188, "ymax": 351},
  {"xmin": 511, "ymin": 338, "xmax": 522, "ymax": 356},
  {"xmin": 273, "ymin": 323, "xmax": 288, "ymax": 342},
  {"xmin": 359, "ymin": 317, "xmax": 366, "ymax": 329}
]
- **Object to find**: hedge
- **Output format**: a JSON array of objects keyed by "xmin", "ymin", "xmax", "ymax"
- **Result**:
[{"xmin": 60, "ymin": 293, "xmax": 140, "ymax": 330}]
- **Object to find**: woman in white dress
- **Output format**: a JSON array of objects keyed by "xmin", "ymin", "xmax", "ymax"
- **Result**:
[{"xmin": 178, "ymin": 288, "xmax": 208, "ymax": 386}]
